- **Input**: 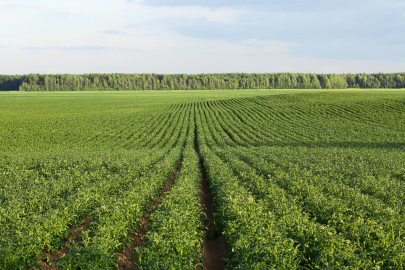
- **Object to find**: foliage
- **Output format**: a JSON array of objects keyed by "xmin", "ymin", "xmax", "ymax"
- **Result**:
[
  {"xmin": 1, "ymin": 73, "xmax": 405, "ymax": 91},
  {"xmin": 136, "ymin": 108, "xmax": 204, "ymax": 269},
  {"xmin": 0, "ymin": 91, "xmax": 404, "ymax": 269}
]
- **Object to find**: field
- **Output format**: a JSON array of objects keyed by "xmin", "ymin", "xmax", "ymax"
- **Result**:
[{"xmin": 1, "ymin": 90, "xmax": 405, "ymax": 269}]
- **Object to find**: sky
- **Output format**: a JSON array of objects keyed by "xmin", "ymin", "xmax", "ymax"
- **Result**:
[{"xmin": 0, "ymin": 0, "xmax": 405, "ymax": 74}]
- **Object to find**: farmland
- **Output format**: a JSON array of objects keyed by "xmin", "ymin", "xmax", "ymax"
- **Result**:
[{"xmin": 1, "ymin": 90, "xmax": 405, "ymax": 269}]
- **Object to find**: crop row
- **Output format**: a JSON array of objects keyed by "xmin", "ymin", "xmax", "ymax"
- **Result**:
[
  {"xmin": 0, "ymin": 99, "xmax": 192, "ymax": 268},
  {"xmin": 1, "ymin": 92, "xmax": 404, "ymax": 269},
  {"xmin": 137, "ymin": 106, "xmax": 204, "ymax": 269},
  {"xmin": 193, "ymin": 93, "xmax": 405, "ymax": 268}
]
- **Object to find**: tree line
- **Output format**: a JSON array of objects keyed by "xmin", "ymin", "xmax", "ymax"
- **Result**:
[{"xmin": 0, "ymin": 73, "xmax": 404, "ymax": 91}]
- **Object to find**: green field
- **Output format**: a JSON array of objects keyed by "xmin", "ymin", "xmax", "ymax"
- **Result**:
[{"xmin": 1, "ymin": 90, "xmax": 405, "ymax": 269}]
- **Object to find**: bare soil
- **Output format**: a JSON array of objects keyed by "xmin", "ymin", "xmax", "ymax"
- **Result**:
[
  {"xmin": 198, "ymin": 168, "xmax": 229, "ymax": 270},
  {"xmin": 35, "ymin": 163, "xmax": 181, "ymax": 270},
  {"xmin": 35, "ymin": 216, "xmax": 93, "ymax": 270},
  {"xmin": 118, "ymin": 162, "xmax": 181, "ymax": 270},
  {"xmin": 195, "ymin": 145, "xmax": 229, "ymax": 270}
]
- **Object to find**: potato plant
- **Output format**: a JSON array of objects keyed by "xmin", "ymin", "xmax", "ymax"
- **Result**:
[{"xmin": 0, "ymin": 91, "xmax": 404, "ymax": 269}]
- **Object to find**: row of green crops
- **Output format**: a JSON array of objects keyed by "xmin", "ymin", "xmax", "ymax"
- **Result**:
[
  {"xmin": 58, "ymin": 103, "xmax": 193, "ymax": 269},
  {"xmin": 195, "ymin": 114, "xmax": 300, "ymax": 269},
  {"xmin": 192, "ymin": 93, "xmax": 405, "ymax": 269},
  {"xmin": 1, "ymin": 91, "xmax": 405, "ymax": 269},
  {"xmin": 0, "ymin": 96, "xmax": 195, "ymax": 269},
  {"xmin": 136, "ymin": 107, "xmax": 204, "ymax": 269}
]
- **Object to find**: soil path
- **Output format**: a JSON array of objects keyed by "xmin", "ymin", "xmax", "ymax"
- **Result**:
[
  {"xmin": 118, "ymin": 162, "xmax": 182, "ymax": 270},
  {"xmin": 194, "ymin": 128, "xmax": 228, "ymax": 270},
  {"xmin": 35, "ymin": 162, "xmax": 181, "ymax": 270},
  {"xmin": 35, "ymin": 216, "xmax": 93, "ymax": 270}
]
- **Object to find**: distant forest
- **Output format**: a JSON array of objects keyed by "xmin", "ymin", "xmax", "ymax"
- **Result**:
[{"xmin": 0, "ymin": 73, "xmax": 404, "ymax": 91}]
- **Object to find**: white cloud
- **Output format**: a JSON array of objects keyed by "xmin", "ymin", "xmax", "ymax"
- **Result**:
[
  {"xmin": 0, "ymin": 0, "xmax": 404, "ymax": 74},
  {"xmin": 0, "ymin": 4, "xmax": 38, "ymax": 10},
  {"xmin": 132, "ymin": 5, "xmax": 238, "ymax": 23},
  {"xmin": 21, "ymin": 45, "xmax": 136, "ymax": 51},
  {"xmin": 22, "ymin": 45, "xmax": 109, "ymax": 51},
  {"xmin": 99, "ymin": 29, "xmax": 128, "ymax": 35},
  {"xmin": 244, "ymin": 39, "xmax": 299, "ymax": 54}
]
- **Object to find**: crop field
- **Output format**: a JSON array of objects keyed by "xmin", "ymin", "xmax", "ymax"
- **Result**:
[{"xmin": 1, "ymin": 90, "xmax": 405, "ymax": 269}]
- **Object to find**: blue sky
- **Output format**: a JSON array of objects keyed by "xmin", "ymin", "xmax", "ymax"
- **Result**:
[{"xmin": 1, "ymin": 0, "xmax": 405, "ymax": 74}]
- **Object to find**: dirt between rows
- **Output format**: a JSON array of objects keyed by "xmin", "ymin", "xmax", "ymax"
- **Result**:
[
  {"xmin": 34, "ymin": 146, "xmax": 229, "ymax": 270},
  {"xmin": 197, "ymin": 162, "xmax": 229, "ymax": 270},
  {"xmin": 36, "ymin": 216, "xmax": 93, "ymax": 270},
  {"xmin": 35, "ymin": 163, "xmax": 180, "ymax": 270},
  {"xmin": 193, "ymin": 118, "xmax": 229, "ymax": 270},
  {"xmin": 119, "ymin": 146, "xmax": 230, "ymax": 270},
  {"xmin": 118, "ymin": 163, "xmax": 181, "ymax": 270}
]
